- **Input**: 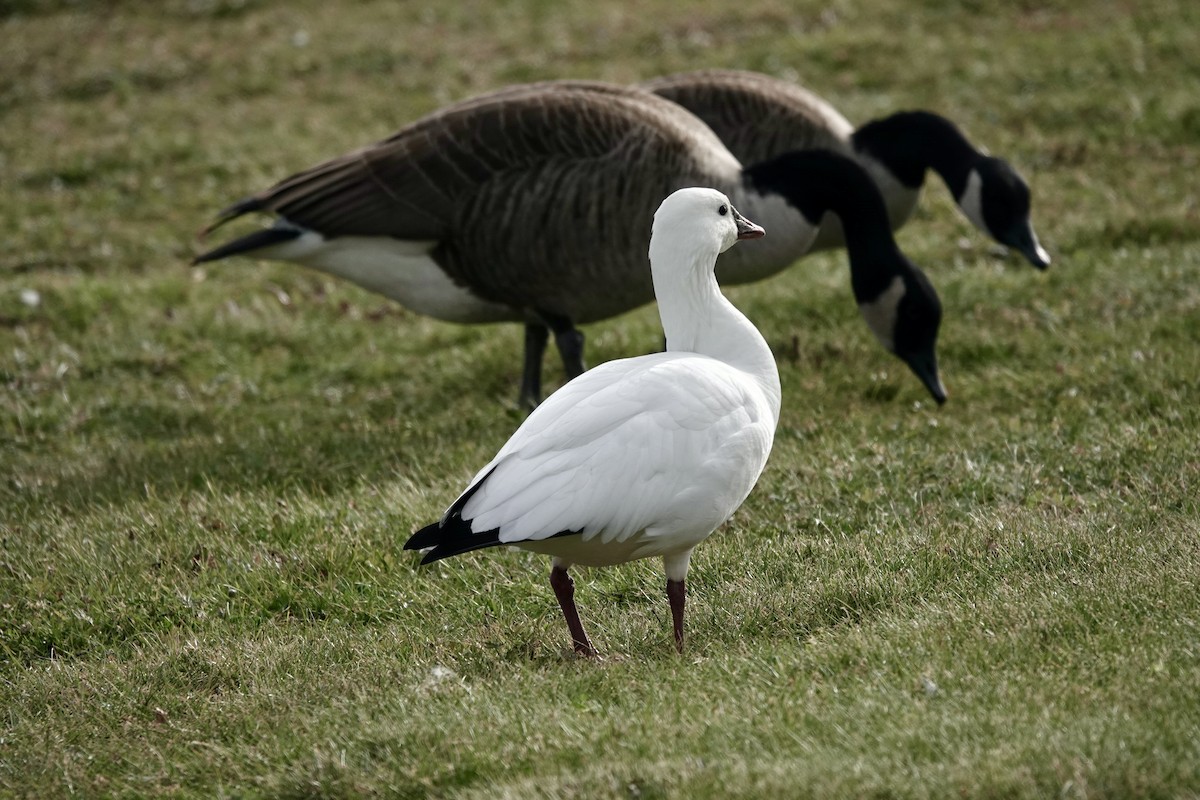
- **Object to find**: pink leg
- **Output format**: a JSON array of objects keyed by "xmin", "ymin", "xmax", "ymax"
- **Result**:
[
  {"xmin": 667, "ymin": 578, "xmax": 686, "ymax": 653},
  {"xmin": 550, "ymin": 565, "xmax": 595, "ymax": 656}
]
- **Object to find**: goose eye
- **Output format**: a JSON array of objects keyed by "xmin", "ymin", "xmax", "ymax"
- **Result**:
[{"xmin": 718, "ymin": 204, "xmax": 728, "ymax": 216}]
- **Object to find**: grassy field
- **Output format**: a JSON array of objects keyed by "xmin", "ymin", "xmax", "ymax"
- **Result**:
[{"xmin": 3, "ymin": 0, "xmax": 1199, "ymax": 796}]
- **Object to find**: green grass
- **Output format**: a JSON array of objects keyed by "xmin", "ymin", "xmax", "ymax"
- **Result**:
[{"xmin": 3, "ymin": 0, "xmax": 1200, "ymax": 796}]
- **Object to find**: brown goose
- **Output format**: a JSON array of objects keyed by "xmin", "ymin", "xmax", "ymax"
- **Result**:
[
  {"xmin": 195, "ymin": 81, "xmax": 945, "ymax": 407},
  {"xmin": 642, "ymin": 69, "xmax": 1050, "ymax": 268}
]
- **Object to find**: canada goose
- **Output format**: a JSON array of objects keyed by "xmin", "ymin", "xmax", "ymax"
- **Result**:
[
  {"xmin": 195, "ymin": 80, "xmax": 944, "ymax": 406},
  {"xmin": 643, "ymin": 69, "xmax": 1050, "ymax": 268},
  {"xmin": 406, "ymin": 188, "xmax": 778, "ymax": 655}
]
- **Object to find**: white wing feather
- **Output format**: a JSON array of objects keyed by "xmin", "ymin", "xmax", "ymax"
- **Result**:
[{"xmin": 457, "ymin": 352, "xmax": 775, "ymax": 554}]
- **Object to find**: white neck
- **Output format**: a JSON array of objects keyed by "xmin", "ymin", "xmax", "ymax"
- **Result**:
[{"xmin": 649, "ymin": 236, "xmax": 782, "ymax": 422}]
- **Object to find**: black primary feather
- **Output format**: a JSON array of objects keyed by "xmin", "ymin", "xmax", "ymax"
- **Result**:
[
  {"xmin": 404, "ymin": 466, "xmax": 582, "ymax": 564},
  {"xmin": 405, "ymin": 467, "xmax": 505, "ymax": 564},
  {"xmin": 192, "ymin": 227, "xmax": 300, "ymax": 265}
]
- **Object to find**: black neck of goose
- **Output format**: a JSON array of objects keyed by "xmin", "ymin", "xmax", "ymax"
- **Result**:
[
  {"xmin": 851, "ymin": 110, "xmax": 981, "ymax": 198},
  {"xmin": 744, "ymin": 150, "xmax": 909, "ymax": 301}
]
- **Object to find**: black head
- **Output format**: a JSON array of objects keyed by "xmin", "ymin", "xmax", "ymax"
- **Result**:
[
  {"xmin": 747, "ymin": 149, "xmax": 948, "ymax": 403},
  {"xmin": 860, "ymin": 265, "xmax": 946, "ymax": 404},
  {"xmin": 895, "ymin": 266, "xmax": 946, "ymax": 404},
  {"xmin": 965, "ymin": 156, "xmax": 1050, "ymax": 269}
]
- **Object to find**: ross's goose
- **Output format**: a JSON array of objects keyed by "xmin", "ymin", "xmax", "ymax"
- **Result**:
[
  {"xmin": 195, "ymin": 80, "xmax": 945, "ymax": 406},
  {"xmin": 643, "ymin": 69, "xmax": 1050, "ymax": 268},
  {"xmin": 405, "ymin": 188, "xmax": 779, "ymax": 655}
]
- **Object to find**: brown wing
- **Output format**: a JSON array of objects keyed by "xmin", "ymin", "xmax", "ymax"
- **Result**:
[
  {"xmin": 206, "ymin": 81, "xmax": 743, "ymax": 320},
  {"xmin": 641, "ymin": 70, "xmax": 857, "ymax": 167},
  {"xmin": 424, "ymin": 83, "xmax": 743, "ymax": 319},
  {"xmin": 213, "ymin": 82, "xmax": 735, "ymax": 240}
]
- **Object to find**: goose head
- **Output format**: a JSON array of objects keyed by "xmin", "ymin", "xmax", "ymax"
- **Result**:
[
  {"xmin": 650, "ymin": 187, "xmax": 765, "ymax": 272},
  {"xmin": 858, "ymin": 265, "xmax": 947, "ymax": 405},
  {"xmin": 958, "ymin": 156, "xmax": 1051, "ymax": 269},
  {"xmin": 853, "ymin": 111, "xmax": 1050, "ymax": 270},
  {"xmin": 744, "ymin": 150, "xmax": 948, "ymax": 404}
]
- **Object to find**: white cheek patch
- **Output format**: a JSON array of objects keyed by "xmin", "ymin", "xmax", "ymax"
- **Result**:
[
  {"xmin": 858, "ymin": 275, "xmax": 907, "ymax": 352},
  {"xmin": 1032, "ymin": 237, "xmax": 1051, "ymax": 266},
  {"xmin": 958, "ymin": 168, "xmax": 988, "ymax": 234}
]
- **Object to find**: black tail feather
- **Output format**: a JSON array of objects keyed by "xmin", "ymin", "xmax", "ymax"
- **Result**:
[
  {"xmin": 200, "ymin": 196, "xmax": 269, "ymax": 236},
  {"xmin": 192, "ymin": 227, "xmax": 302, "ymax": 265}
]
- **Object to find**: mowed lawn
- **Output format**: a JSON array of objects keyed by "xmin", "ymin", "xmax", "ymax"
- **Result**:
[{"xmin": 2, "ymin": 0, "xmax": 1199, "ymax": 796}]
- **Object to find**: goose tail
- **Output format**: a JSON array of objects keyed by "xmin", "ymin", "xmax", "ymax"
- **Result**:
[
  {"xmin": 191, "ymin": 226, "xmax": 302, "ymax": 265},
  {"xmin": 199, "ymin": 196, "xmax": 268, "ymax": 237}
]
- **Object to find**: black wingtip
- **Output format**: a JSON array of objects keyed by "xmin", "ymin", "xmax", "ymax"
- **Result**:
[
  {"xmin": 404, "ymin": 520, "xmax": 445, "ymax": 553},
  {"xmin": 404, "ymin": 468, "xmax": 503, "ymax": 565},
  {"xmin": 404, "ymin": 517, "xmax": 504, "ymax": 565},
  {"xmin": 192, "ymin": 226, "xmax": 302, "ymax": 265},
  {"xmin": 198, "ymin": 196, "xmax": 269, "ymax": 238},
  {"xmin": 405, "ymin": 519, "xmax": 469, "ymax": 566},
  {"xmin": 420, "ymin": 546, "xmax": 458, "ymax": 566}
]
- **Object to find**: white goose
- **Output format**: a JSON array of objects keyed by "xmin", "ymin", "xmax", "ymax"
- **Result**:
[
  {"xmin": 643, "ymin": 69, "xmax": 1050, "ymax": 268},
  {"xmin": 195, "ymin": 81, "xmax": 945, "ymax": 407},
  {"xmin": 405, "ymin": 188, "xmax": 778, "ymax": 655}
]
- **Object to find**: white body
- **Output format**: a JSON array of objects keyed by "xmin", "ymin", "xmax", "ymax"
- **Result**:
[
  {"xmin": 465, "ymin": 352, "xmax": 777, "ymax": 577},
  {"xmin": 438, "ymin": 188, "xmax": 781, "ymax": 580}
]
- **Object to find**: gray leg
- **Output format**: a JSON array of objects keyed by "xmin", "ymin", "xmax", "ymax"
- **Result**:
[
  {"xmin": 554, "ymin": 327, "xmax": 586, "ymax": 380},
  {"xmin": 519, "ymin": 323, "xmax": 550, "ymax": 409},
  {"xmin": 539, "ymin": 311, "xmax": 586, "ymax": 382}
]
